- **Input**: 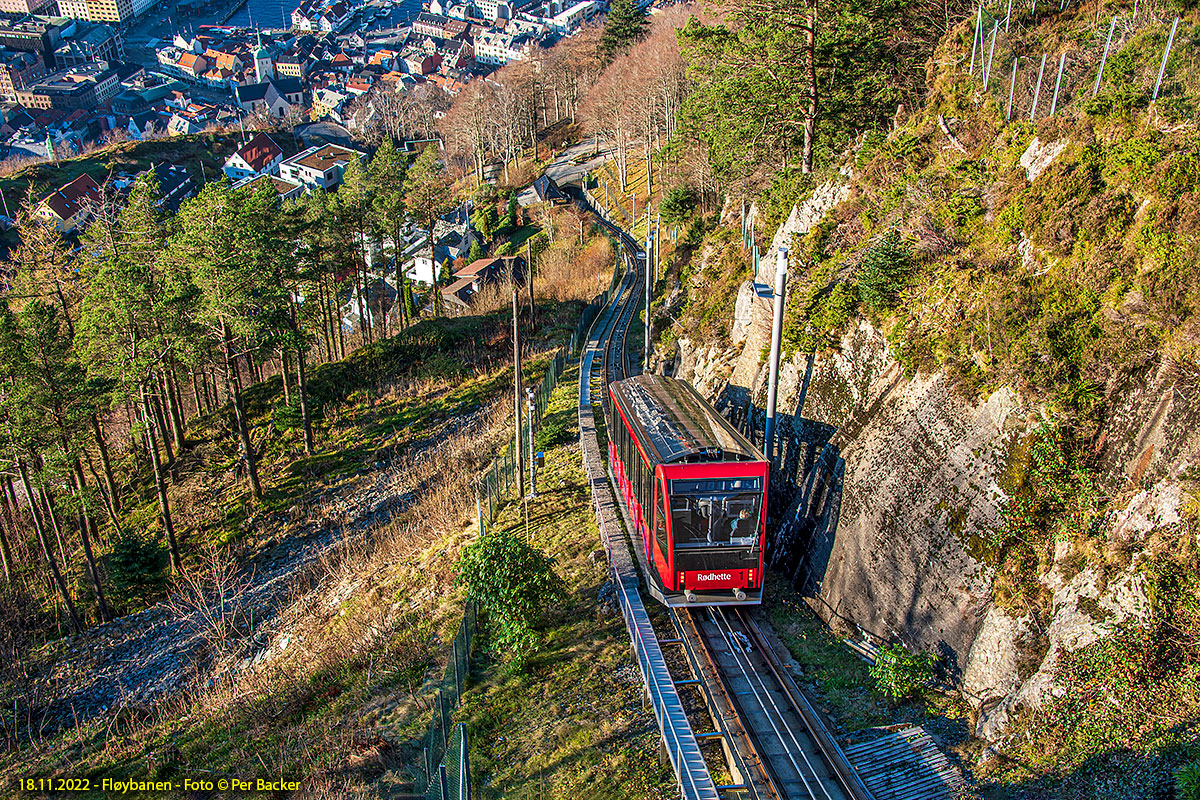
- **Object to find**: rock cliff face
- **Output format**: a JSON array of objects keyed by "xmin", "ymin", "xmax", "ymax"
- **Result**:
[{"xmin": 669, "ymin": 190, "xmax": 1199, "ymax": 745}]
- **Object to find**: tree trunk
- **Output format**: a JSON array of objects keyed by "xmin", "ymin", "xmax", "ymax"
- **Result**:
[
  {"xmin": 164, "ymin": 362, "xmax": 187, "ymax": 451},
  {"xmin": 38, "ymin": 483, "xmax": 69, "ymax": 579},
  {"xmin": 192, "ymin": 370, "xmax": 204, "ymax": 416},
  {"xmin": 84, "ymin": 450, "xmax": 121, "ymax": 531},
  {"xmin": 89, "ymin": 414, "xmax": 119, "ymax": 514},
  {"xmin": 70, "ymin": 460, "xmax": 109, "ymax": 623},
  {"xmin": 221, "ymin": 321, "xmax": 263, "ymax": 500},
  {"xmin": 280, "ymin": 351, "xmax": 293, "ymax": 406},
  {"xmin": 0, "ymin": 511, "xmax": 12, "ymax": 582},
  {"xmin": 3, "ymin": 475, "xmax": 16, "ymax": 514},
  {"xmin": 296, "ymin": 347, "xmax": 314, "ymax": 455},
  {"xmin": 18, "ymin": 460, "xmax": 81, "ymax": 634},
  {"xmin": 142, "ymin": 384, "xmax": 181, "ymax": 573},
  {"xmin": 151, "ymin": 388, "xmax": 174, "ymax": 468},
  {"xmin": 802, "ymin": 2, "xmax": 818, "ymax": 174}
]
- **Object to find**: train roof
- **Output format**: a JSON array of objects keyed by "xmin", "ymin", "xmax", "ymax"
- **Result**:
[{"xmin": 610, "ymin": 374, "xmax": 765, "ymax": 465}]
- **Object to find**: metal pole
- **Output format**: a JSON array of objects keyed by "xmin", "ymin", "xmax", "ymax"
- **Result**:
[
  {"xmin": 460, "ymin": 724, "xmax": 471, "ymax": 800},
  {"xmin": 1050, "ymin": 52, "xmax": 1066, "ymax": 115},
  {"xmin": 985, "ymin": 22, "xmax": 998, "ymax": 89},
  {"xmin": 643, "ymin": 233, "xmax": 652, "ymax": 372},
  {"xmin": 764, "ymin": 247, "xmax": 788, "ymax": 465},
  {"xmin": 1005, "ymin": 0, "xmax": 1012, "ymax": 31},
  {"xmin": 1008, "ymin": 57, "xmax": 1018, "ymax": 120},
  {"xmin": 1152, "ymin": 17, "xmax": 1180, "ymax": 103},
  {"xmin": 1031, "ymin": 53, "xmax": 1047, "ymax": 120},
  {"xmin": 438, "ymin": 763, "xmax": 450, "ymax": 800},
  {"xmin": 512, "ymin": 286, "xmax": 524, "ymax": 500},
  {"xmin": 969, "ymin": 5, "xmax": 981, "ymax": 76},
  {"xmin": 1094, "ymin": 16, "xmax": 1117, "ymax": 95},
  {"xmin": 655, "ymin": 213, "xmax": 661, "ymax": 283},
  {"xmin": 476, "ymin": 495, "xmax": 483, "ymax": 536},
  {"xmin": 526, "ymin": 387, "xmax": 536, "ymax": 498}
]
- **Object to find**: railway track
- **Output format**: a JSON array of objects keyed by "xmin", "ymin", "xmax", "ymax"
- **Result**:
[{"xmin": 578, "ymin": 193, "xmax": 872, "ymax": 800}]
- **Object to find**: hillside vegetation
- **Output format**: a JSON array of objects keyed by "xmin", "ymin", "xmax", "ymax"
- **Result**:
[{"xmin": 638, "ymin": 1, "xmax": 1200, "ymax": 796}]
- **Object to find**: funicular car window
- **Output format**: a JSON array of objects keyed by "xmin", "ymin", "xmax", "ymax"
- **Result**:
[{"xmin": 670, "ymin": 477, "xmax": 762, "ymax": 548}]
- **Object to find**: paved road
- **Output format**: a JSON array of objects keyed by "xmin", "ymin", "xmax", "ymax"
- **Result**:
[{"xmin": 517, "ymin": 138, "xmax": 616, "ymax": 206}]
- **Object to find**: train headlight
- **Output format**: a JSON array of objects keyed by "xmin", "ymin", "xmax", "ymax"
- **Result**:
[{"xmin": 734, "ymin": 589, "xmax": 747, "ymax": 602}]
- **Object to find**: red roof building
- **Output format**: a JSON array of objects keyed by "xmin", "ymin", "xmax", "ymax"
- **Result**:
[
  {"xmin": 37, "ymin": 173, "xmax": 102, "ymax": 233},
  {"xmin": 222, "ymin": 131, "xmax": 285, "ymax": 181}
]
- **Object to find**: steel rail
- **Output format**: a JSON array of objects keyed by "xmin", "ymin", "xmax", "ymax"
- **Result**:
[
  {"xmin": 732, "ymin": 611, "xmax": 873, "ymax": 800},
  {"xmin": 711, "ymin": 608, "xmax": 835, "ymax": 800}
]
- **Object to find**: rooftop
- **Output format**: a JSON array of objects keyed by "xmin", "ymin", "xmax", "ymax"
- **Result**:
[{"xmin": 286, "ymin": 142, "xmax": 360, "ymax": 172}]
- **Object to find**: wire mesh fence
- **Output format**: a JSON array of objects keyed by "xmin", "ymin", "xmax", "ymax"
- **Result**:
[
  {"xmin": 423, "ymin": 724, "xmax": 471, "ymax": 800},
  {"xmin": 418, "ymin": 603, "xmax": 476, "ymax": 797},
  {"xmin": 961, "ymin": 1, "xmax": 1197, "ymax": 122}
]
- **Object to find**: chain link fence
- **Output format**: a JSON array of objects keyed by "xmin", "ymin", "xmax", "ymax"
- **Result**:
[
  {"xmin": 417, "ymin": 602, "xmax": 476, "ymax": 799},
  {"xmin": 423, "ymin": 723, "xmax": 471, "ymax": 800}
]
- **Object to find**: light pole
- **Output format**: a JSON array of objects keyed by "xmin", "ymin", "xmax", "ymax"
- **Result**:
[
  {"xmin": 764, "ymin": 246, "xmax": 788, "ymax": 464},
  {"xmin": 526, "ymin": 387, "xmax": 536, "ymax": 497},
  {"xmin": 644, "ymin": 231, "xmax": 653, "ymax": 372}
]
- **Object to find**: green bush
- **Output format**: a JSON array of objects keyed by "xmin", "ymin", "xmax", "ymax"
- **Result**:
[
  {"xmin": 856, "ymin": 230, "xmax": 912, "ymax": 310},
  {"xmin": 106, "ymin": 528, "xmax": 169, "ymax": 606},
  {"xmin": 456, "ymin": 526, "xmax": 565, "ymax": 671},
  {"xmin": 869, "ymin": 643, "xmax": 936, "ymax": 700},
  {"xmin": 534, "ymin": 416, "xmax": 572, "ymax": 451},
  {"xmin": 1177, "ymin": 759, "xmax": 1200, "ymax": 799},
  {"xmin": 659, "ymin": 186, "xmax": 698, "ymax": 228}
]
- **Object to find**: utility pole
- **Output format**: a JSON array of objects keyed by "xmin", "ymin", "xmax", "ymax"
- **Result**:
[
  {"xmin": 526, "ymin": 388, "xmax": 536, "ymax": 498},
  {"xmin": 644, "ymin": 232, "xmax": 652, "ymax": 372},
  {"xmin": 512, "ymin": 285, "xmax": 524, "ymax": 500},
  {"xmin": 764, "ymin": 247, "xmax": 788, "ymax": 464},
  {"xmin": 526, "ymin": 240, "xmax": 535, "ymax": 330}
]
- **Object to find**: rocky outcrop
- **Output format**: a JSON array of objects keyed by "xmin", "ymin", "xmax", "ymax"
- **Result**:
[
  {"xmin": 670, "ymin": 186, "xmax": 1200, "ymax": 747},
  {"xmin": 1019, "ymin": 136, "xmax": 1068, "ymax": 182}
]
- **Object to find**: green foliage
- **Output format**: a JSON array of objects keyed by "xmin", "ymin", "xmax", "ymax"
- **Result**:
[
  {"xmin": 678, "ymin": 0, "xmax": 933, "ymax": 182},
  {"xmin": 600, "ymin": 0, "xmax": 648, "ymax": 61},
  {"xmin": 759, "ymin": 167, "xmax": 814, "ymax": 234},
  {"xmin": 855, "ymin": 230, "xmax": 912, "ymax": 310},
  {"xmin": 868, "ymin": 643, "xmax": 935, "ymax": 700},
  {"xmin": 785, "ymin": 280, "xmax": 859, "ymax": 353},
  {"xmin": 1179, "ymin": 760, "xmax": 1200, "ymax": 800},
  {"xmin": 658, "ymin": 186, "xmax": 697, "ymax": 228},
  {"xmin": 467, "ymin": 238, "xmax": 485, "ymax": 263},
  {"xmin": 471, "ymin": 202, "xmax": 498, "ymax": 243},
  {"xmin": 106, "ymin": 528, "xmax": 168, "ymax": 606},
  {"xmin": 534, "ymin": 417, "xmax": 571, "ymax": 451},
  {"xmin": 456, "ymin": 526, "xmax": 565, "ymax": 671}
]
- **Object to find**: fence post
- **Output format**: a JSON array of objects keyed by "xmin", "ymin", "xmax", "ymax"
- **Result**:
[
  {"xmin": 1094, "ymin": 16, "xmax": 1117, "ymax": 95},
  {"xmin": 984, "ymin": 22, "xmax": 998, "ymax": 89},
  {"xmin": 1152, "ymin": 17, "xmax": 1180, "ymax": 103},
  {"xmin": 459, "ymin": 724, "xmax": 471, "ymax": 800},
  {"xmin": 1008, "ymin": 57, "xmax": 1018, "ymax": 120},
  {"xmin": 438, "ymin": 764, "xmax": 450, "ymax": 800},
  {"xmin": 1049, "ymin": 51, "xmax": 1066, "ymax": 115},
  {"xmin": 452, "ymin": 640, "xmax": 461, "ymax": 702},
  {"xmin": 1030, "ymin": 52, "xmax": 1047, "ymax": 120},
  {"xmin": 439, "ymin": 692, "xmax": 448, "ymax": 756}
]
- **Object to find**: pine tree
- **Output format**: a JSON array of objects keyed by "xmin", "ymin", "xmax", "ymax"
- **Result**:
[
  {"xmin": 79, "ymin": 175, "xmax": 191, "ymax": 571},
  {"xmin": 368, "ymin": 137, "xmax": 409, "ymax": 331},
  {"xmin": 404, "ymin": 145, "xmax": 455, "ymax": 319},
  {"xmin": 601, "ymin": 0, "xmax": 648, "ymax": 62}
]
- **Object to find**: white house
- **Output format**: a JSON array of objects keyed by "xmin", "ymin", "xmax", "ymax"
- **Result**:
[
  {"xmin": 222, "ymin": 132, "xmax": 284, "ymax": 181},
  {"xmin": 278, "ymin": 143, "xmax": 363, "ymax": 192}
]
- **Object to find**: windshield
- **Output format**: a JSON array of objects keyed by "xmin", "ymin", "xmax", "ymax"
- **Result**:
[{"xmin": 670, "ymin": 477, "xmax": 762, "ymax": 548}]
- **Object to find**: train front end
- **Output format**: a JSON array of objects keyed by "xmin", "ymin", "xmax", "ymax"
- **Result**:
[{"xmin": 659, "ymin": 461, "xmax": 768, "ymax": 606}]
